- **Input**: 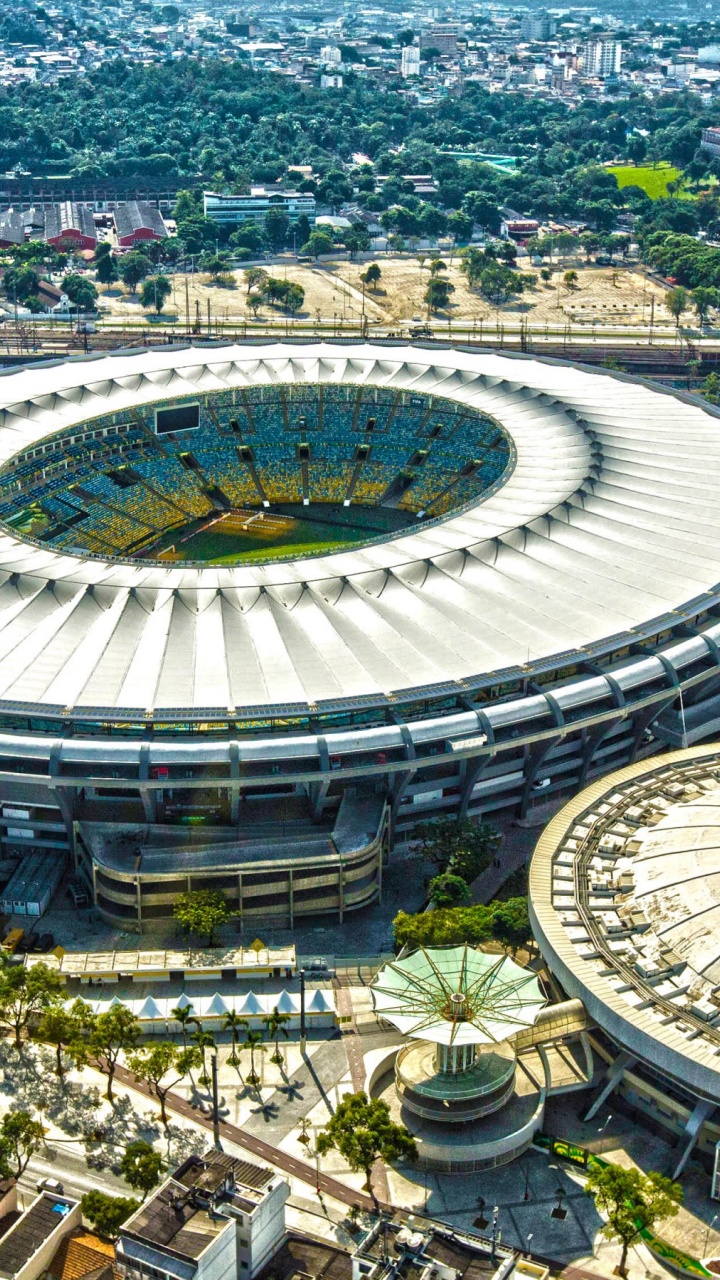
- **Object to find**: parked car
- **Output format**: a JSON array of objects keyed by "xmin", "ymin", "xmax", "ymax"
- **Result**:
[{"xmin": 36, "ymin": 1178, "xmax": 64, "ymax": 1194}]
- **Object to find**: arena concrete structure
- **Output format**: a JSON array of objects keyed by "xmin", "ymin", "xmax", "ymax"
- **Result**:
[
  {"xmin": 0, "ymin": 341, "xmax": 718, "ymax": 929},
  {"xmin": 530, "ymin": 746, "xmax": 720, "ymax": 1181}
]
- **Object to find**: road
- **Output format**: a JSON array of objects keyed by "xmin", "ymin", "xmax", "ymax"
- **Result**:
[
  {"xmin": 112, "ymin": 1062, "xmax": 378, "ymax": 1212},
  {"xmin": 18, "ymin": 1149, "xmax": 126, "ymax": 1202}
]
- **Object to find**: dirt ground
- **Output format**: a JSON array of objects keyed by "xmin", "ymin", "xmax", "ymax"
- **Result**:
[{"xmin": 95, "ymin": 257, "xmax": 674, "ymax": 330}]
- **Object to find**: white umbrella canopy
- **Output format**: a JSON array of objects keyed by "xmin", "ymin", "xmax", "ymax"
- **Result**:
[{"xmin": 371, "ymin": 944, "xmax": 546, "ymax": 1047}]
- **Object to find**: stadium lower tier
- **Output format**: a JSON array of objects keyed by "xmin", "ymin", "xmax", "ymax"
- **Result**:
[{"xmin": 1, "ymin": 614, "xmax": 719, "ymax": 931}]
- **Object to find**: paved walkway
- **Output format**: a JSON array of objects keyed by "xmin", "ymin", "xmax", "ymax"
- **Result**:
[
  {"xmin": 113, "ymin": 1061, "xmax": 379, "ymax": 1212},
  {"xmin": 241, "ymin": 1038, "xmax": 348, "ymax": 1142},
  {"xmin": 334, "ymin": 981, "xmax": 390, "ymax": 1204}
]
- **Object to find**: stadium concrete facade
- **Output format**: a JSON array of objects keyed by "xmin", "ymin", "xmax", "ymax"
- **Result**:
[
  {"xmin": 530, "ymin": 747, "xmax": 720, "ymax": 1177},
  {"xmin": 0, "ymin": 341, "xmax": 719, "ymax": 928}
]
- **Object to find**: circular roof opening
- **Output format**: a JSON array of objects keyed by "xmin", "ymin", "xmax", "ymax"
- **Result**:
[{"xmin": 0, "ymin": 384, "xmax": 512, "ymax": 567}]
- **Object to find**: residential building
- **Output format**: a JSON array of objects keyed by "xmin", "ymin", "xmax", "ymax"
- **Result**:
[
  {"xmin": 114, "ymin": 200, "xmax": 167, "ymax": 247},
  {"xmin": 421, "ymin": 24, "xmax": 461, "ymax": 56},
  {"xmin": 583, "ymin": 37, "xmax": 622, "ymax": 78},
  {"xmin": 116, "ymin": 1150, "xmax": 289, "ymax": 1280},
  {"xmin": 320, "ymin": 74, "xmax": 343, "ymax": 88},
  {"xmin": 43, "ymin": 203, "xmax": 97, "ymax": 250},
  {"xmin": 520, "ymin": 12, "xmax": 556, "ymax": 41},
  {"xmin": 401, "ymin": 46, "xmax": 420, "ymax": 77},
  {"xmin": 702, "ymin": 126, "xmax": 720, "ymax": 158},
  {"xmin": 0, "ymin": 1192, "xmax": 81, "ymax": 1280},
  {"xmin": 204, "ymin": 189, "xmax": 316, "ymax": 228},
  {"xmin": 320, "ymin": 45, "xmax": 341, "ymax": 65}
]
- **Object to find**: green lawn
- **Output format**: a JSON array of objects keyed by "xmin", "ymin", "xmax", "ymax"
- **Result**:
[
  {"xmin": 205, "ymin": 539, "xmax": 349, "ymax": 565},
  {"xmin": 608, "ymin": 162, "xmax": 684, "ymax": 199}
]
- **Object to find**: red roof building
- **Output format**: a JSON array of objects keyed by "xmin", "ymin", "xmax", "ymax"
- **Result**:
[
  {"xmin": 44, "ymin": 203, "xmax": 97, "ymax": 250},
  {"xmin": 114, "ymin": 201, "xmax": 167, "ymax": 247}
]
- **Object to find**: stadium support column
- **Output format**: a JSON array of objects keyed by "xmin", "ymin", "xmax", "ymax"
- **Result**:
[
  {"xmin": 139, "ymin": 744, "xmax": 157, "ymax": 822},
  {"xmin": 389, "ymin": 721, "xmax": 416, "ymax": 841},
  {"xmin": 458, "ymin": 709, "xmax": 495, "ymax": 819},
  {"xmin": 312, "ymin": 736, "xmax": 331, "ymax": 822},
  {"xmin": 229, "ymin": 741, "xmax": 240, "ymax": 824},
  {"xmin": 519, "ymin": 692, "xmax": 564, "ymax": 820}
]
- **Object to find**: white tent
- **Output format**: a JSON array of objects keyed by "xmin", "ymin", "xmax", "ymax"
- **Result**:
[{"xmin": 205, "ymin": 992, "xmax": 231, "ymax": 1017}]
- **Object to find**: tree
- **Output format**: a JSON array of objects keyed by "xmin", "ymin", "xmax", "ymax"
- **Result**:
[
  {"xmin": 3, "ymin": 265, "xmax": 40, "ymax": 305},
  {"xmin": 119, "ymin": 1140, "xmax": 164, "ymax": 1200},
  {"xmin": 264, "ymin": 1006, "xmax": 291, "ymax": 1066},
  {"xmin": 447, "ymin": 210, "xmax": 473, "ymax": 244},
  {"xmin": 490, "ymin": 898, "xmax": 531, "ymax": 955},
  {"xmin": 585, "ymin": 1164, "xmax": 682, "ymax": 1277},
  {"xmin": 95, "ymin": 253, "xmax": 117, "ymax": 286},
  {"xmin": 343, "ymin": 224, "xmax": 370, "ymax": 258},
  {"xmin": 264, "ymin": 207, "xmax": 290, "ymax": 253},
  {"xmin": 316, "ymin": 1092, "xmax": 417, "ymax": 1202},
  {"xmin": 414, "ymin": 817, "xmax": 500, "ymax": 882},
  {"xmin": 191, "ymin": 1027, "xmax": 216, "ymax": 1088},
  {"xmin": 80, "ymin": 1191, "xmax": 139, "ymax": 1240},
  {"xmin": 301, "ymin": 231, "xmax": 334, "ymax": 259},
  {"xmin": 361, "ymin": 263, "xmax": 381, "ymax": 292},
  {"xmin": 0, "ymin": 1110, "xmax": 44, "ymax": 1177},
  {"xmin": 393, "ymin": 904, "xmax": 492, "ymax": 949},
  {"xmin": 243, "ymin": 1028, "xmax": 264, "ymax": 1087},
  {"xmin": 88, "ymin": 1005, "xmax": 140, "ymax": 1101},
  {"xmin": 244, "ymin": 266, "xmax": 268, "ymax": 295},
  {"xmin": 563, "ymin": 269, "xmax": 578, "ymax": 290},
  {"xmin": 540, "ymin": 267, "xmax": 553, "ymax": 283},
  {"xmin": 692, "ymin": 286, "xmax": 718, "ymax": 325},
  {"xmin": 127, "ymin": 1042, "xmax": 201, "ymax": 1128},
  {"xmin": 171, "ymin": 1003, "xmax": 197, "ymax": 1047},
  {"xmin": 702, "ymin": 371, "xmax": 720, "ymax": 403},
  {"xmin": 283, "ymin": 282, "xmax": 305, "ymax": 314},
  {"xmin": 118, "ymin": 251, "xmax": 150, "ymax": 293},
  {"xmin": 0, "ymin": 960, "xmax": 64, "ymax": 1049},
  {"xmin": 428, "ymin": 872, "xmax": 471, "ymax": 908},
  {"xmin": 425, "ymin": 276, "xmax": 454, "ymax": 312},
  {"xmin": 666, "ymin": 285, "xmax": 687, "ymax": 326},
  {"xmin": 62, "ymin": 274, "xmax": 98, "ymax": 310},
  {"xmin": 223, "ymin": 1011, "xmax": 248, "ymax": 1066},
  {"xmin": 36, "ymin": 999, "xmax": 91, "ymax": 1077},
  {"xmin": 201, "ymin": 251, "xmax": 232, "ymax": 282},
  {"xmin": 139, "ymin": 275, "xmax": 171, "ymax": 313},
  {"xmin": 173, "ymin": 888, "xmax": 234, "ymax": 946}
]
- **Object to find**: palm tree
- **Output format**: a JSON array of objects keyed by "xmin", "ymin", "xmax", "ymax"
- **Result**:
[
  {"xmin": 171, "ymin": 1004, "xmax": 197, "ymax": 1048},
  {"xmin": 243, "ymin": 1029, "xmax": 265, "ymax": 1087},
  {"xmin": 191, "ymin": 1027, "xmax": 217, "ymax": 1088},
  {"xmin": 223, "ymin": 1012, "xmax": 248, "ymax": 1067},
  {"xmin": 264, "ymin": 1006, "xmax": 291, "ymax": 1067}
]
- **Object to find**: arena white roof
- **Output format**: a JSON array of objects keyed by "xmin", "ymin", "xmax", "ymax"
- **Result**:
[
  {"xmin": 530, "ymin": 747, "xmax": 720, "ymax": 1103},
  {"xmin": 0, "ymin": 341, "xmax": 717, "ymax": 715}
]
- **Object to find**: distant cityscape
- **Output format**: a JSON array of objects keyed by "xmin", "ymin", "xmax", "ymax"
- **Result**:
[{"xmin": 3, "ymin": 3, "xmax": 720, "ymax": 109}]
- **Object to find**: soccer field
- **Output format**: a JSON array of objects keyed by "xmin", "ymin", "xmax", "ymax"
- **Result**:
[{"xmin": 607, "ymin": 162, "xmax": 684, "ymax": 199}]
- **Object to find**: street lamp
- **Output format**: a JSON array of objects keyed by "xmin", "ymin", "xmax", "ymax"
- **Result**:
[
  {"xmin": 299, "ymin": 967, "xmax": 307, "ymax": 1054},
  {"xmin": 703, "ymin": 1214, "xmax": 719, "ymax": 1261}
]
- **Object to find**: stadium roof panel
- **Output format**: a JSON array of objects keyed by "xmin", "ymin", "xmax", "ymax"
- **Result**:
[{"xmin": 0, "ymin": 343, "xmax": 717, "ymax": 716}]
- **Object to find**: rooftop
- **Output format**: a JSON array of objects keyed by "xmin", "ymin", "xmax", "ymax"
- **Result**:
[
  {"xmin": 530, "ymin": 745, "xmax": 720, "ymax": 1103},
  {"xmin": 121, "ymin": 1151, "xmax": 278, "ymax": 1264},
  {"xmin": 0, "ymin": 1195, "xmax": 78, "ymax": 1280}
]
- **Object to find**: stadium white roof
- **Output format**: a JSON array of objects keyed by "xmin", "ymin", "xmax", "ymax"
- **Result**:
[{"xmin": 0, "ymin": 341, "xmax": 717, "ymax": 715}]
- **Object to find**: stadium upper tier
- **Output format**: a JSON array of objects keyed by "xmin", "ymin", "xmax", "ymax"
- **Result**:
[{"xmin": 0, "ymin": 341, "xmax": 717, "ymax": 725}]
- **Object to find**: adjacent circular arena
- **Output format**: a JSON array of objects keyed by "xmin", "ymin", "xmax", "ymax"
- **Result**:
[{"xmin": 1, "ymin": 341, "xmax": 720, "ymax": 930}]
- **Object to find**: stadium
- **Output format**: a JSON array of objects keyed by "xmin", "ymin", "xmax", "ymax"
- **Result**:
[
  {"xmin": 530, "ymin": 745, "xmax": 720, "ymax": 1177},
  {"xmin": 0, "ymin": 340, "xmax": 719, "ymax": 931}
]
